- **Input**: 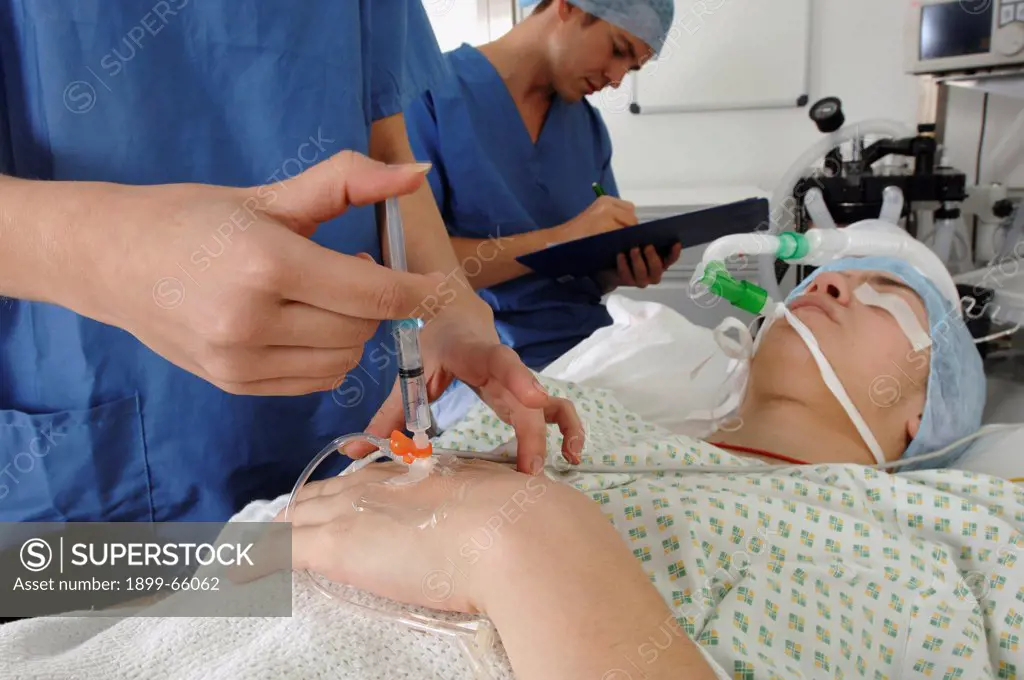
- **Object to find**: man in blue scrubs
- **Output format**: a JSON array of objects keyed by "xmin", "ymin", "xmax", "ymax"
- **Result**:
[
  {"xmin": 406, "ymin": 0, "xmax": 679, "ymax": 372},
  {"xmin": 0, "ymin": 0, "xmax": 581, "ymax": 523}
]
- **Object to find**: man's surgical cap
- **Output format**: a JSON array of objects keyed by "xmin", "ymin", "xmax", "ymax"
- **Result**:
[
  {"xmin": 521, "ymin": 0, "xmax": 676, "ymax": 55},
  {"xmin": 786, "ymin": 256, "xmax": 986, "ymax": 470}
]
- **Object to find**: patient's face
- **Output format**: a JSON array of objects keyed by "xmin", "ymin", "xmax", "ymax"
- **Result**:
[{"xmin": 757, "ymin": 269, "xmax": 931, "ymax": 446}]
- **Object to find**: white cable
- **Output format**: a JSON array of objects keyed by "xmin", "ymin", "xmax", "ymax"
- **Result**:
[
  {"xmin": 532, "ymin": 423, "xmax": 1024, "ymax": 476},
  {"xmin": 444, "ymin": 425, "xmax": 1024, "ymax": 476},
  {"xmin": 974, "ymin": 325, "xmax": 1022, "ymax": 345}
]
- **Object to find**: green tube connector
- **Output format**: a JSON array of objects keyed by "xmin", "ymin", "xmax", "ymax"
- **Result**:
[
  {"xmin": 699, "ymin": 261, "xmax": 769, "ymax": 315},
  {"xmin": 776, "ymin": 231, "xmax": 809, "ymax": 260}
]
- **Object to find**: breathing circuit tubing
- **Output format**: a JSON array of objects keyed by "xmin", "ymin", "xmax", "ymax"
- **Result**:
[
  {"xmin": 693, "ymin": 218, "xmax": 963, "ymax": 317},
  {"xmin": 762, "ymin": 119, "xmax": 917, "ymax": 301}
]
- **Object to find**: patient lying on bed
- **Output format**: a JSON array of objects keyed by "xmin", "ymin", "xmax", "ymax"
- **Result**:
[
  {"xmin": 274, "ymin": 255, "xmax": 1003, "ymax": 677},
  {"xmin": 2, "ymin": 257, "xmax": 1017, "ymax": 680}
]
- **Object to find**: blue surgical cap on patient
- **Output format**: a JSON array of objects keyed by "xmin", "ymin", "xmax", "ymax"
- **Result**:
[
  {"xmin": 520, "ymin": 0, "xmax": 675, "ymax": 55},
  {"xmin": 786, "ymin": 256, "xmax": 986, "ymax": 470}
]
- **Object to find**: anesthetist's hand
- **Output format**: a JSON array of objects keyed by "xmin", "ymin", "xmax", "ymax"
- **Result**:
[
  {"xmin": 18, "ymin": 153, "xmax": 448, "ymax": 396},
  {"xmin": 354, "ymin": 294, "xmax": 585, "ymax": 475},
  {"xmin": 596, "ymin": 242, "xmax": 683, "ymax": 293}
]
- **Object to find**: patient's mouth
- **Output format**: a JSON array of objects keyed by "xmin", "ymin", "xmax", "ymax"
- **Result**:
[{"xmin": 788, "ymin": 297, "xmax": 837, "ymax": 322}]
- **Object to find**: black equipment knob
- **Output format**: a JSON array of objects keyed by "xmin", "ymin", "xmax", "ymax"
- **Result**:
[
  {"xmin": 993, "ymin": 199, "xmax": 1015, "ymax": 219},
  {"xmin": 809, "ymin": 97, "xmax": 845, "ymax": 133}
]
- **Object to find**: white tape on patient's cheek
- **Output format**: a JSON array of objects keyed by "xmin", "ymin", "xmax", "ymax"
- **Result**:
[
  {"xmin": 782, "ymin": 307, "xmax": 887, "ymax": 465},
  {"xmin": 853, "ymin": 283, "xmax": 931, "ymax": 352}
]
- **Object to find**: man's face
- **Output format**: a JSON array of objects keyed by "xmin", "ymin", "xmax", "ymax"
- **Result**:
[
  {"xmin": 757, "ymin": 269, "xmax": 932, "ymax": 442},
  {"xmin": 548, "ymin": 7, "xmax": 653, "ymax": 102}
]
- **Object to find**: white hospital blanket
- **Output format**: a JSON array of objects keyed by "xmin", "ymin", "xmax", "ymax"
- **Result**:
[{"xmin": 1, "ymin": 378, "xmax": 1022, "ymax": 680}]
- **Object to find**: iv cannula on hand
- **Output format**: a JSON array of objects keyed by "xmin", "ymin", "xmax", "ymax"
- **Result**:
[{"xmin": 381, "ymin": 196, "xmax": 432, "ymax": 453}]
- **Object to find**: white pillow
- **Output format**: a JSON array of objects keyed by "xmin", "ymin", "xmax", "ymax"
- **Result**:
[
  {"xmin": 950, "ymin": 376, "xmax": 1024, "ymax": 480},
  {"xmin": 541, "ymin": 294, "xmax": 732, "ymax": 437},
  {"xmin": 431, "ymin": 295, "xmax": 732, "ymax": 434},
  {"xmin": 951, "ymin": 426, "xmax": 1024, "ymax": 480}
]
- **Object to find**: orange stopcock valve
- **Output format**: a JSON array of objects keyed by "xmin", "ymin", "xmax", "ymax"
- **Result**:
[{"xmin": 389, "ymin": 430, "xmax": 433, "ymax": 464}]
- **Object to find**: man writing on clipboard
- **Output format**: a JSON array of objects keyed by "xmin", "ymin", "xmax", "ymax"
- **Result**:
[{"xmin": 405, "ymin": 0, "xmax": 681, "ymax": 375}]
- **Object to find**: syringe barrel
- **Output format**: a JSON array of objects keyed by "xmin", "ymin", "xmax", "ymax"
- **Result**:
[
  {"xmin": 394, "ymin": 318, "xmax": 423, "ymax": 371},
  {"xmin": 393, "ymin": 319, "xmax": 431, "ymax": 433},
  {"xmin": 398, "ymin": 371, "xmax": 431, "ymax": 433},
  {"xmin": 384, "ymin": 196, "xmax": 408, "ymax": 272}
]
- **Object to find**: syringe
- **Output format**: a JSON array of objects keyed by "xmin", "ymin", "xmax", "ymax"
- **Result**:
[{"xmin": 382, "ymin": 197, "xmax": 432, "ymax": 453}]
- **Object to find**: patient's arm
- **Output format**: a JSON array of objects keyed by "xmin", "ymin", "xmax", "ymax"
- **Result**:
[
  {"xmin": 270, "ymin": 462, "xmax": 719, "ymax": 680},
  {"xmin": 480, "ymin": 478, "xmax": 719, "ymax": 680}
]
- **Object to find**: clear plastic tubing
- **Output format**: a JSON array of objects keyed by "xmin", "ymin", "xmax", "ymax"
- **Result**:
[
  {"xmin": 879, "ymin": 185, "xmax": 905, "ymax": 225},
  {"xmin": 694, "ymin": 220, "xmax": 962, "ymax": 312},
  {"xmin": 803, "ymin": 187, "xmax": 836, "ymax": 230},
  {"xmin": 694, "ymin": 233, "xmax": 781, "ymax": 287},
  {"xmin": 932, "ymin": 216, "xmax": 959, "ymax": 265},
  {"xmin": 763, "ymin": 119, "xmax": 916, "ymax": 300}
]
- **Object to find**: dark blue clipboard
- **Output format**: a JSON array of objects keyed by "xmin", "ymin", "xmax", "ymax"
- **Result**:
[{"xmin": 517, "ymin": 198, "xmax": 769, "ymax": 281}]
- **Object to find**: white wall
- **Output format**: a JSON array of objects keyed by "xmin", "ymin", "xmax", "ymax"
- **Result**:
[
  {"xmin": 593, "ymin": 0, "xmax": 923, "ymax": 196},
  {"xmin": 943, "ymin": 86, "xmax": 1024, "ymax": 191},
  {"xmin": 423, "ymin": 0, "xmax": 515, "ymax": 53},
  {"xmin": 423, "ymin": 0, "xmax": 489, "ymax": 52}
]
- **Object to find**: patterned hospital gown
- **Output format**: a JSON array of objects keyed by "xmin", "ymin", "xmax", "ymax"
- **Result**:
[{"xmin": 434, "ymin": 377, "xmax": 1024, "ymax": 679}]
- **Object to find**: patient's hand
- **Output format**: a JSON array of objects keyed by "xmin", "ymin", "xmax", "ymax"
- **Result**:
[
  {"xmin": 239, "ymin": 460, "xmax": 717, "ymax": 680},
  {"xmin": 261, "ymin": 460, "xmax": 575, "ymax": 614}
]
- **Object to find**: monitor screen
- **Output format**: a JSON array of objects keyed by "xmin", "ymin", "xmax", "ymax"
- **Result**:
[{"xmin": 920, "ymin": 1, "xmax": 993, "ymax": 60}]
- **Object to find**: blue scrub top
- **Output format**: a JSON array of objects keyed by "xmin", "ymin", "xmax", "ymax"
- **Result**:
[
  {"xmin": 0, "ymin": 0, "xmax": 449, "ymax": 522},
  {"xmin": 405, "ymin": 44, "xmax": 617, "ymax": 371}
]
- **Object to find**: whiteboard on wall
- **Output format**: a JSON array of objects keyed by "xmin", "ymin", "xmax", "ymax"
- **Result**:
[{"xmin": 629, "ymin": 0, "xmax": 813, "ymax": 114}]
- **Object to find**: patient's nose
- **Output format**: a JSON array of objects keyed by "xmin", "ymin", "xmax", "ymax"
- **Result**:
[{"xmin": 804, "ymin": 271, "xmax": 851, "ymax": 305}]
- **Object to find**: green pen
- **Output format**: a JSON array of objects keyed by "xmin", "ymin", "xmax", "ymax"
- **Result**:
[{"xmin": 592, "ymin": 182, "xmax": 606, "ymax": 197}]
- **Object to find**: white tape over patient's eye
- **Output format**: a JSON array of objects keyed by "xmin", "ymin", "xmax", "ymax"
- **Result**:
[{"xmin": 853, "ymin": 282, "xmax": 931, "ymax": 352}]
